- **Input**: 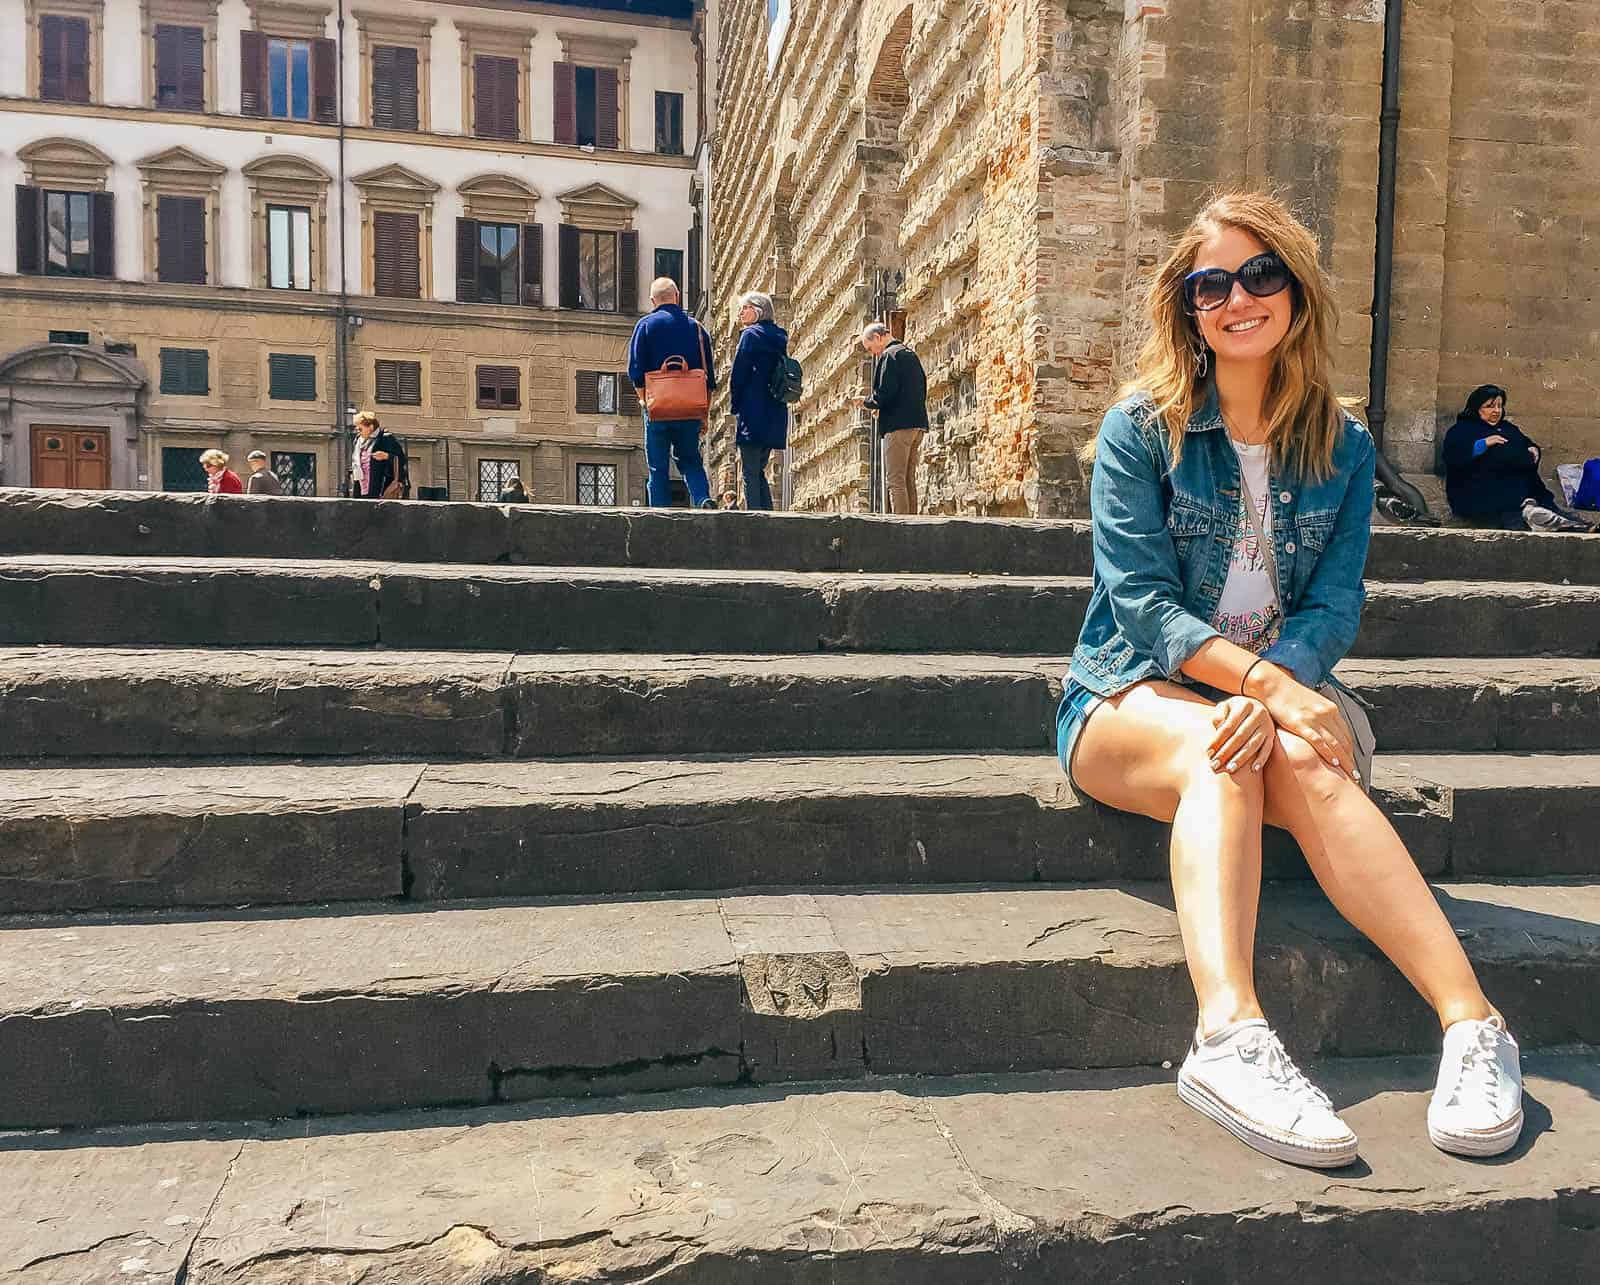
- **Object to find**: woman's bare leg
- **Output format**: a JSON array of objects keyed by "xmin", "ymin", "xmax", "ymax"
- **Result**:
[
  {"xmin": 1261, "ymin": 731, "xmax": 1493, "ymax": 1029},
  {"xmin": 1071, "ymin": 681, "xmax": 1269, "ymax": 1036}
]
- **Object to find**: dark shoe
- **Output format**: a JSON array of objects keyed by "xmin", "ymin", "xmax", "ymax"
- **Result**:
[{"xmin": 1522, "ymin": 501, "xmax": 1589, "ymax": 533}]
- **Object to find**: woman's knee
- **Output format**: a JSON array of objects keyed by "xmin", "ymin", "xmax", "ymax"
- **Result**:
[{"xmin": 1268, "ymin": 729, "xmax": 1346, "ymax": 805}]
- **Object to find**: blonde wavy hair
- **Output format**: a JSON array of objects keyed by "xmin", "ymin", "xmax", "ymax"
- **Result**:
[{"xmin": 1107, "ymin": 191, "xmax": 1348, "ymax": 481}]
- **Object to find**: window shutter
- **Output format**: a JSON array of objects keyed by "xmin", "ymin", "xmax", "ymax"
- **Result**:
[
  {"xmin": 372, "ymin": 45, "xmax": 417, "ymax": 130},
  {"xmin": 158, "ymin": 195, "xmax": 206, "ymax": 284},
  {"xmin": 394, "ymin": 46, "xmax": 419, "ymax": 130},
  {"xmin": 475, "ymin": 55, "xmax": 517, "ymax": 140},
  {"xmin": 558, "ymin": 223, "xmax": 579, "ymax": 309},
  {"xmin": 65, "ymin": 17, "xmax": 89, "ymax": 102},
  {"xmin": 15, "ymin": 187, "xmax": 42, "ymax": 276},
  {"xmin": 477, "ymin": 365, "xmax": 519, "ymax": 410},
  {"xmin": 618, "ymin": 229, "xmax": 639, "ymax": 315},
  {"xmin": 375, "ymin": 359, "xmax": 398, "ymax": 402},
  {"xmin": 90, "ymin": 191, "xmax": 115, "ymax": 278},
  {"xmin": 553, "ymin": 61, "xmax": 576, "ymax": 145},
  {"xmin": 575, "ymin": 370, "xmax": 599, "ymax": 414},
  {"xmin": 455, "ymin": 217, "xmax": 478, "ymax": 302},
  {"xmin": 240, "ymin": 30, "xmax": 265, "ymax": 115},
  {"xmin": 373, "ymin": 210, "xmax": 419, "ymax": 298},
  {"xmin": 520, "ymin": 222, "xmax": 542, "ymax": 305},
  {"xmin": 687, "ymin": 225, "xmax": 702, "ymax": 311},
  {"xmin": 620, "ymin": 378, "xmax": 641, "ymax": 416},
  {"xmin": 313, "ymin": 37, "xmax": 338, "ymax": 122},
  {"xmin": 399, "ymin": 360, "xmax": 422, "ymax": 404},
  {"xmin": 179, "ymin": 26, "xmax": 204, "ymax": 110},
  {"xmin": 40, "ymin": 15, "xmax": 65, "ymax": 100},
  {"xmin": 595, "ymin": 67, "xmax": 619, "ymax": 149},
  {"xmin": 269, "ymin": 353, "xmax": 317, "ymax": 400},
  {"xmin": 155, "ymin": 25, "xmax": 178, "ymax": 106}
]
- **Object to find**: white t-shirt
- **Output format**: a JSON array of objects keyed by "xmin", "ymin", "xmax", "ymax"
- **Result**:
[{"xmin": 1211, "ymin": 439, "xmax": 1281, "ymax": 652}]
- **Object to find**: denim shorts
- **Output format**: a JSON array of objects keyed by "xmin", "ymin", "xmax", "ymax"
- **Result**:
[{"xmin": 1055, "ymin": 678, "xmax": 1105, "ymax": 787}]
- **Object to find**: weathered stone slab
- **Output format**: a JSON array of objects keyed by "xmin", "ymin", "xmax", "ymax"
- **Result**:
[
  {"xmin": 0, "ymin": 763, "xmax": 415, "ymax": 913},
  {"xmin": 6, "ymin": 490, "xmax": 1600, "ymax": 585},
  {"xmin": 1, "ymin": 882, "xmax": 1594, "ymax": 1128},
  {"xmin": 0, "ymin": 898, "xmax": 741, "ymax": 1128},
  {"xmin": 0, "ymin": 648, "xmax": 511, "ymax": 760},
  {"xmin": 1356, "ymin": 579, "xmax": 1600, "ymax": 658},
  {"xmin": 9, "ymin": 1057, "xmax": 1597, "ymax": 1283},
  {"xmin": 0, "ymin": 558, "xmax": 377, "ymax": 647}
]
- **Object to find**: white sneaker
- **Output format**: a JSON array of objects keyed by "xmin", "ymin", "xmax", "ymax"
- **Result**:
[
  {"xmin": 1428, "ymin": 1016, "xmax": 1524, "ymax": 1157},
  {"xmin": 1177, "ymin": 1019, "xmax": 1358, "ymax": 1168}
]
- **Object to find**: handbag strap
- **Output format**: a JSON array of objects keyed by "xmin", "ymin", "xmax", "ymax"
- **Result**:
[{"xmin": 1232, "ymin": 439, "xmax": 1284, "ymax": 617}]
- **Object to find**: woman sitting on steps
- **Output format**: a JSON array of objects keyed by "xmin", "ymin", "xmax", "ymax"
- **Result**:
[{"xmin": 1058, "ymin": 192, "xmax": 1523, "ymax": 1169}]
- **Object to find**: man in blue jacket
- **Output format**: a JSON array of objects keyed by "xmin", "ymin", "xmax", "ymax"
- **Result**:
[{"xmin": 628, "ymin": 278, "xmax": 718, "ymax": 508}]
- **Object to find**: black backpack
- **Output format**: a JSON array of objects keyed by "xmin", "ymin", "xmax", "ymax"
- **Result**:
[{"xmin": 768, "ymin": 353, "xmax": 803, "ymax": 405}]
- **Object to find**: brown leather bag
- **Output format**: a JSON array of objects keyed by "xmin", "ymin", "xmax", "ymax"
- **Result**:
[{"xmin": 642, "ymin": 324, "xmax": 711, "ymax": 423}]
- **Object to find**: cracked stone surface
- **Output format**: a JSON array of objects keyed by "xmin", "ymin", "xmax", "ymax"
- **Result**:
[
  {"xmin": 3, "ymin": 558, "xmax": 1600, "ymax": 658},
  {"xmin": 1, "ymin": 883, "xmax": 1596, "ymax": 1128},
  {"xmin": 3, "ymin": 1055, "xmax": 1597, "ymax": 1283}
]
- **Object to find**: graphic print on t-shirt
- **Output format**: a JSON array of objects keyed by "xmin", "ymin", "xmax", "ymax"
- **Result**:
[{"xmin": 1211, "ymin": 440, "xmax": 1281, "ymax": 652}]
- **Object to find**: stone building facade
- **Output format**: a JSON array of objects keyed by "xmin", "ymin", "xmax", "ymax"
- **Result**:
[
  {"xmin": 707, "ymin": 0, "xmax": 1599, "ymax": 516},
  {"xmin": 1, "ymin": 0, "xmax": 708, "ymax": 502}
]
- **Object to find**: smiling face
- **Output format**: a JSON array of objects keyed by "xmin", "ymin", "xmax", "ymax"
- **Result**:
[
  {"xmin": 1190, "ymin": 225, "xmax": 1294, "ymax": 368},
  {"xmin": 1477, "ymin": 396, "xmax": 1505, "ymax": 426}
]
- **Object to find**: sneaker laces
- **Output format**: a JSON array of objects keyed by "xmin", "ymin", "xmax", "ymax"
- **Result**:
[
  {"xmin": 1443, "ymin": 1023, "xmax": 1502, "ymax": 1110},
  {"xmin": 1236, "ymin": 1029, "xmax": 1333, "ymax": 1111}
]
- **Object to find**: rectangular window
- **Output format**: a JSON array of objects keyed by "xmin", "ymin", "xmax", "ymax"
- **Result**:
[
  {"xmin": 44, "ymin": 191, "xmax": 93, "ymax": 276},
  {"xmin": 268, "ymin": 352, "xmax": 317, "ymax": 401},
  {"xmin": 40, "ymin": 14, "xmax": 90, "ymax": 103},
  {"xmin": 155, "ymin": 24, "xmax": 204, "ymax": 110},
  {"xmin": 374, "ymin": 358, "xmax": 423, "ymax": 405},
  {"xmin": 267, "ymin": 37, "xmax": 312, "ymax": 119},
  {"xmin": 159, "ymin": 347, "xmax": 209, "ymax": 395},
  {"xmin": 655, "ymin": 92, "xmax": 683, "ymax": 155},
  {"xmin": 370, "ymin": 44, "xmax": 418, "ymax": 130},
  {"xmin": 49, "ymin": 330, "xmax": 90, "ymax": 344},
  {"xmin": 596, "ymin": 372, "xmax": 618, "ymax": 415},
  {"xmin": 477, "ymin": 457, "xmax": 519, "ymax": 502},
  {"xmin": 577, "ymin": 230, "xmax": 617, "ymax": 311},
  {"xmin": 162, "ymin": 446, "xmax": 208, "ymax": 492},
  {"xmin": 475, "ymin": 222, "xmax": 519, "ymax": 304},
  {"xmin": 267, "ymin": 204, "xmax": 312, "ymax": 290},
  {"xmin": 272, "ymin": 451, "xmax": 317, "ymax": 496},
  {"xmin": 476, "ymin": 365, "xmax": 520, "ymax": 411},
  {"xmin": 654, "ymin": 248, "xmax": 684, "ymax": 289},
  {"xmin": 156, "ymin": 194, "xmax": 206, "ymax": 284},
  {"xmin": 372, "ymin": 209, "xmax": 421, "ymax": 299},
  {"xmin": 576, "ymin": 462, "xmax": 617, "ymax": 506},
  {"xmin": 574, "ymin": 65, "xmax": 597, "ymax": 146}
]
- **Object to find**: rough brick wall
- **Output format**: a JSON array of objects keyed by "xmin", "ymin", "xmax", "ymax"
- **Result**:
[{"xmin": 710, "ymin": 0, "xmax": 1598, "ymax": 515}]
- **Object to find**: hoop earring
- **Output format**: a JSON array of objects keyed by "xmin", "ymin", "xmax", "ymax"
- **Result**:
[{"xmin": 1193, "ymin": 343, "xmax": 1209, "ymax": 379}]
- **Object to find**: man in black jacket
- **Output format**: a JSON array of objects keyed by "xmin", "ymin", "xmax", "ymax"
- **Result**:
[{"xmin": 860, "ymin": 322, "xmax": 929, "ymax": 513}]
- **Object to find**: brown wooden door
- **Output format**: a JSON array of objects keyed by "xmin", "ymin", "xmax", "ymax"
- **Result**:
[{"xmin": 31, "ymin": 426, "xmax": 110, "ymax": 489}]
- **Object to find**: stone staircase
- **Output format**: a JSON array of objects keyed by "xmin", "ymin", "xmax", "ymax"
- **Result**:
[{"xmin": 2, "ymin": 490, "xmax": 1598, "ymax": 1282}]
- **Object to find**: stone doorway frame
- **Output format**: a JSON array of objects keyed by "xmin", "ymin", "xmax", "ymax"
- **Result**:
[{"xmin": 0, "ymin": 343, "xmax": 147, "ymax": 489}]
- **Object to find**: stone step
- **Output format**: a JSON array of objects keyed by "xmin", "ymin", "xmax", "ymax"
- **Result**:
[
  {"xmin": 7, "ymin": 487, "xmax": 1600, "ymax": 584},
  {"xmin": 3, "ymin": 557, "xmax": 1600, "ymax": 656},
  {"xmin": 8, "ymin": 1054, "xmax": 1596, "ymax": 1284},
  {"xmin": 2, "ymin": 880, "xmax": 1596, "ymax": 1128},
  {"xmin": 2, "ymin": 751, "xmax": 1595, "ymax": 915},
  {"xmin": 3, "ymin": 649, "xmax": 1598, "ymax": 761}
]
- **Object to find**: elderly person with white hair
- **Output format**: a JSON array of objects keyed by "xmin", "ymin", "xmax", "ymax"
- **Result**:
[
  {"xmin": 627, "ymin": 276, "xmax": 718, "ymax": 508},
  {"xmin": 729, "ymin": 291, "xmax": 791, "ymax": 510}
]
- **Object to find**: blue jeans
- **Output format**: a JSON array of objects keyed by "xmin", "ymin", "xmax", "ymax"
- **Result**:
[
  {"xmin": 644, "ymin": 415, "xmax": 711, "ymax": 507},
  {"xmin": 739, "ymin": 444, "xmax": 774, "ymax": 510}
]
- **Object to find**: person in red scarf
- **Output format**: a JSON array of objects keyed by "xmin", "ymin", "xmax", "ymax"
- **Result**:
[{"xmin": 200, "ymin": 449, "xmax": 244, "ymax": 494}]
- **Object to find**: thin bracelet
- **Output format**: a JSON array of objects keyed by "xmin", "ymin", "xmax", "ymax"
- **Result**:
[{"xmin": 1240, "ymin": 657, "xmax": 1268, "ymax": 696}]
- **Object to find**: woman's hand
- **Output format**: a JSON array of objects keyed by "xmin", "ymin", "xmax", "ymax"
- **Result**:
[
  {"xmin": 1482, "ymin": 434, "xmax": 1508, "ymax": 448},
  {"xmin": 1246, "ymin": 664, "xmax": 1358, "ymax": 780},
  {"xmin": 1208, "ymin": 697, "xmax": 1275, "ymax": 775},
  {"xmin": 372, "ymin": 450, "xmax": 390, "ymax": 461}
]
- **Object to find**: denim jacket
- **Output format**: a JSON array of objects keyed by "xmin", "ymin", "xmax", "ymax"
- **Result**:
[{"xmin": 1068, "ymin": 384, "xmax": 1376, "ymax": 697}]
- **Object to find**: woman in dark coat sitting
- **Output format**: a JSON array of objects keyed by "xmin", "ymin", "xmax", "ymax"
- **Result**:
[
  {"xmin": 349, "ymin": 410, "xmax": 409, "ymax": 499},
  {"xmin": 729, "ymin": 291, "xmax": 790, "ymax": 511},
  {"xmin": 1442, "ymin": 385, "xmax": 1587, "ymax": 532}
]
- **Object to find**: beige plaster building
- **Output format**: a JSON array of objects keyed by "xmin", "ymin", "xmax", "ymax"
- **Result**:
[
  {"xmin": 708, "ymin": 0, "xmax": 1599, "ymax": 516},
  {"xmin": 1, "ymin": 0, "xmax": 710, "ymax": 502}
]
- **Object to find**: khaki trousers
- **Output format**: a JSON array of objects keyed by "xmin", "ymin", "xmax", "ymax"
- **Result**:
[{"xmin": 882, "ymin": 428, "xmax": 925, "ymax": 514}]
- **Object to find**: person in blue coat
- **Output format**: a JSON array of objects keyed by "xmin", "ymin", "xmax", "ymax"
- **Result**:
[
  {"xmin": 628, "ymin": 278, "xmax": 718, "ymax": 508},
  {"xmin": 1441, "ymin": 384, "xmax": 1588, "ymax": 531},
  {"xmin": 729, "ymin": 292, "xmax": 789, "ymax": 510}
]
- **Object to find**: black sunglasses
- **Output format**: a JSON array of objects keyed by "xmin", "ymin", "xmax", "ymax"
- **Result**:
[{"xmin": 1183, "ymin": 253, "xmax": 1294, "ymax": 313}]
